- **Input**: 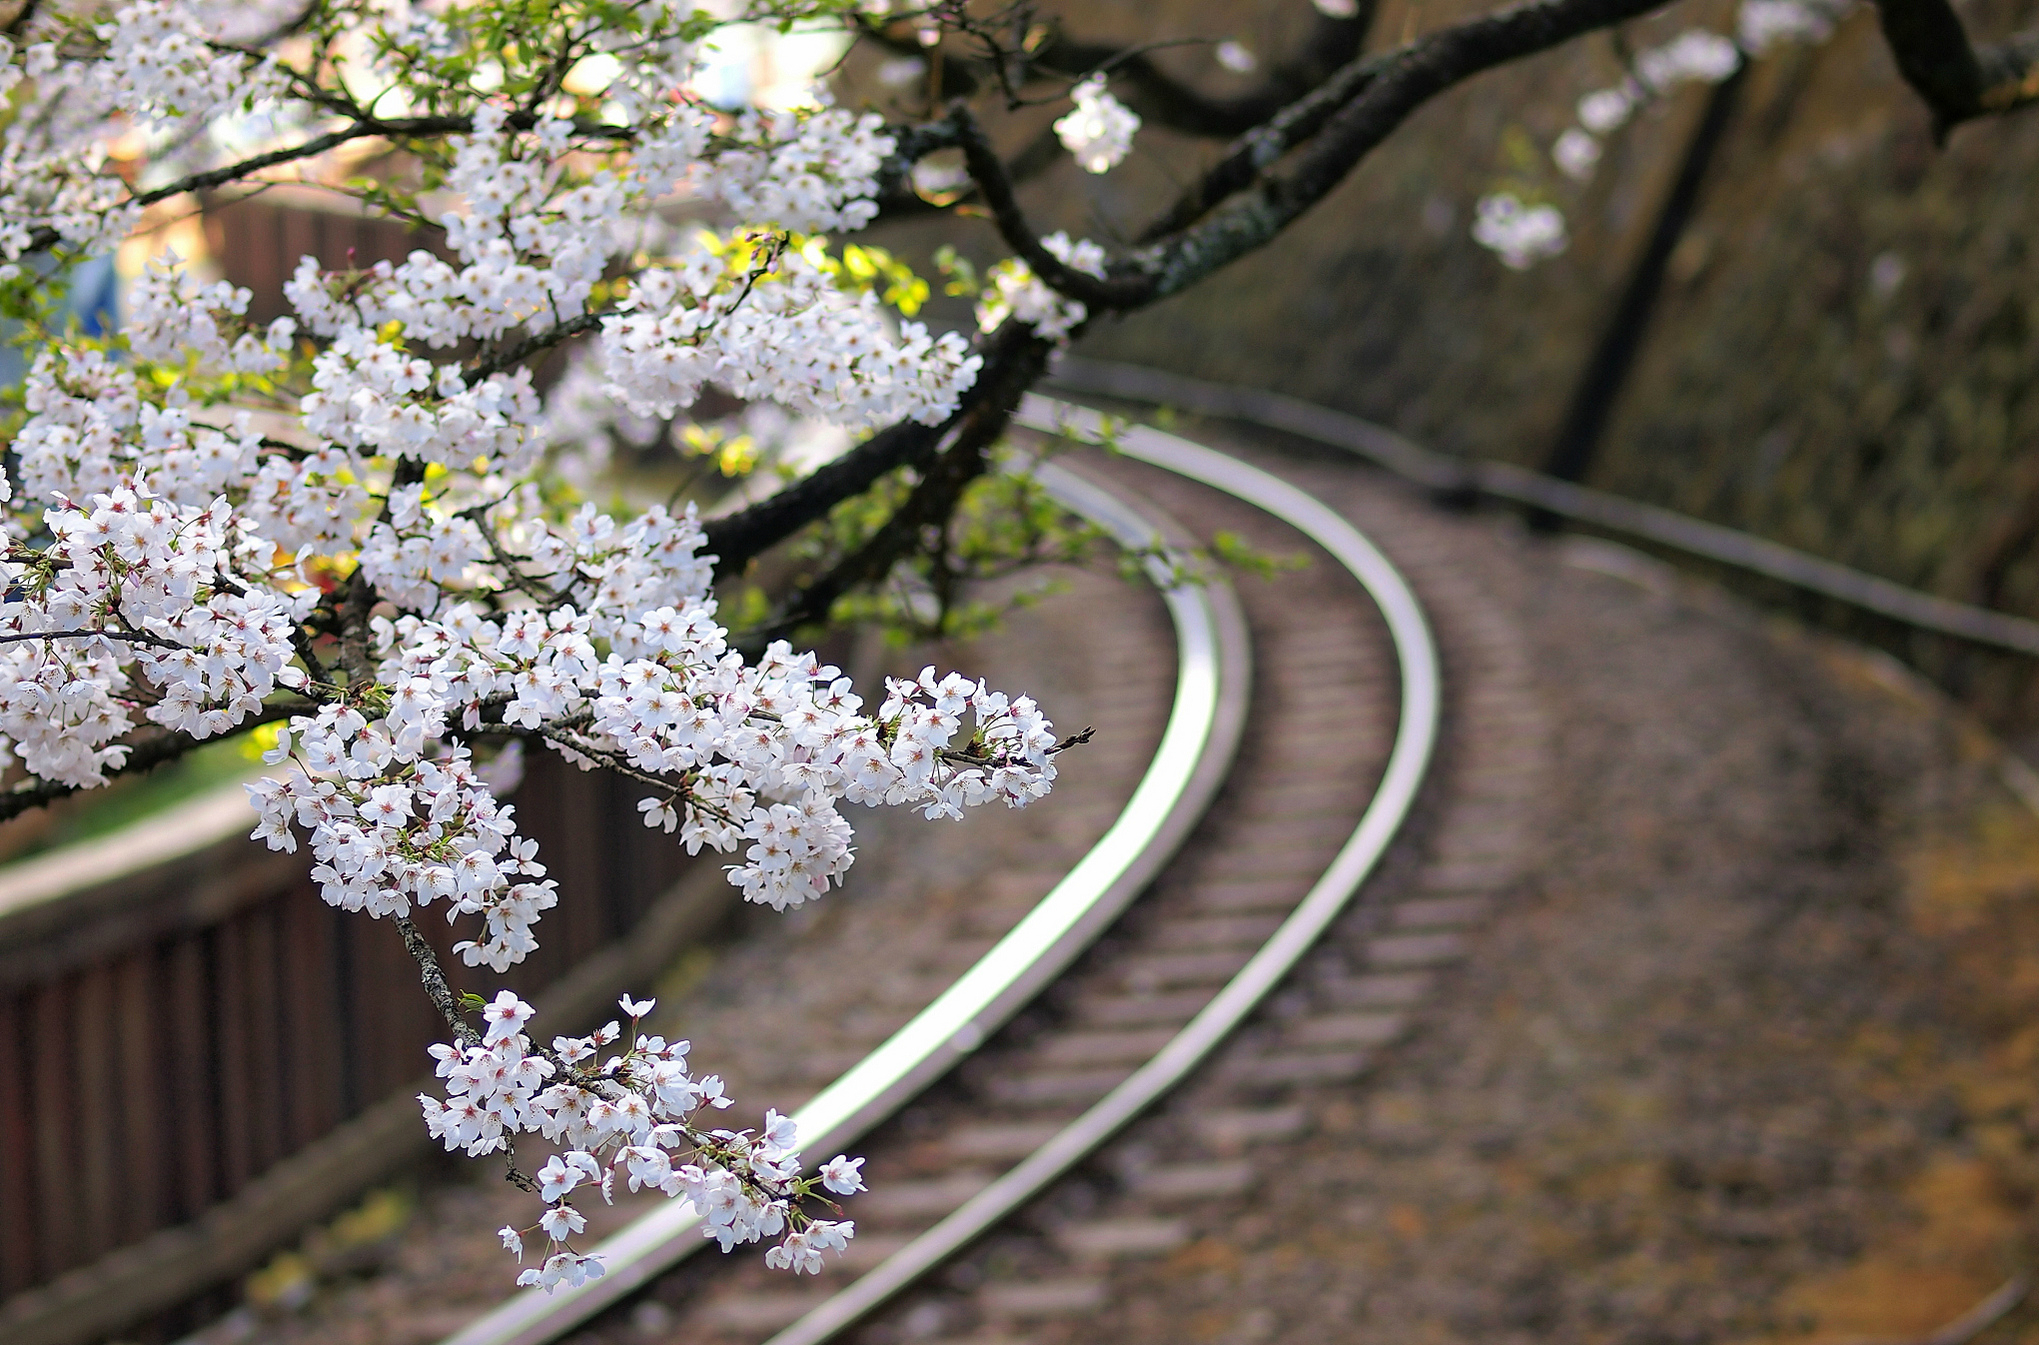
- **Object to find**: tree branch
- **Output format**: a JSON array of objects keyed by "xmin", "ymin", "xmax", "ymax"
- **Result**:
[
  {"xmin": 394, "ymin": 914, "xmax": 481, "ymax": 1048},
  {"xmin": 1135, "ymin": 45, "xmax": 1390, "ymax": 242},
  {"xmin": 955, "ymin": 0, "xmax": 1685, "ymax": 316},
  {"xmin": 704, "ymin": 420, "xmax": 941, "ymax": 580},
  {"xmin": 701, "ymin": 323, "xmax": 1051, "ymax": 577},
  {"xmin": 953, "ymin": 107, "xmax": 1149, "ymax": 309},
  {"xmin": 758, "ymin": 332, "xmax": 1055, "ymax": 637},
  {"xmin": 15, "ymin": 109, "xmax": 633, "ymax": 262},
  {"xmin": 870, "ymin": 116, "xmax": 1065, "ymax": 224},
  {"xmin": 723, "ymin": 0, "xmax": 1687, "ymax": 584},
  {"xmin": 464, "ymin": 311, "xmax": 606, "ymax": 385},
  {"xmin": 0, "ymin": 626, "xmax": 177, "ymax": 648},
  {"xmin": 1872, "ymin": 0, "xmax": 2039, "ymax": 134},
  {"xmin": 871, "ymin": 108, "xmax": 971, "ymax": 202},
  {"xmin": 130, "ymin": 117, "xmax": 464, "ymax": 209},
  {"xmin": 1125, "ymin": 0, "xmax": 1681, "ymax": 305},
  {"xmin": 0, "ymin": 698, "xmax": 308, "ymax": 824}
]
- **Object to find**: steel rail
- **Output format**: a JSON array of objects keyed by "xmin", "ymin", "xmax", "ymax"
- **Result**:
[
  {"xmin": 440, "ymin": 461, "xmax": 1252, "ymax": 1345},
  {"xmin": 758, "ymin": 398, "xmax": 1444, "ymax": 1345},
  {"xmin": 1047, "ymin": 356, "xmax": 2039, "ymax": 658}
]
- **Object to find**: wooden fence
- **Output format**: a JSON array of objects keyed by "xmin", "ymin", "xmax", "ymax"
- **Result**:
[{"xmin": 0, "ymin": 750, "xmax": 722, "ymax": 1344}]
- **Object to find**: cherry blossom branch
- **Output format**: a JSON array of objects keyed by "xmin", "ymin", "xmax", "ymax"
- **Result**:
[
  {"xmin": 1133, "ymin": 46, "xmax": 1392, "ymax": 242},
  {"xmin": 702, "ymin": 321, "xmax": 1046, "ymax": 575},
  {"xmin": 864, "ymin": 7, "xmax": 1372, "ymax": 233},
  {"xmin": 455, "ymin": 507, "xmax": 570, "ymax": 608},
  {"xmin": 395, "ymin": 912, "xmax": 481, "ymax": 1048},
  {"xmin": 0, "ymin": 698, "xmax": 307, "ymax": 824},
  {"xmin": 869, "ymin": 3, "xmax": 1370, "ymax": 130},
  {"xmin": 132, "ymin": 118, "xmax": 465, "ymax": 207},
  {"xmin": 721, "ymin": 0, "xmax": 1693, "ymax": 574},
  {"xmin": 951, "ymin": 106, "xmax": 1143, "ymax": 309},
  {"xmin": 393, "ymin": 918, "xmax": 821, "ymax": 1228},
  {"xmin": 0, "ymin": 626, "xmax": 177, "ymax": 648},
  {"xmin": 0, "ymin": 3, "xmax": 1050, "ymax": 1294},
  {"xmin": 465, "ymin": 311, "xmax": 607, "ymax": 385},
  {"xmin": 1871, "ymin": 0, "xmax": 2039, "ymax": 134},
  {"xmin": 763, "ymin": 460, "xmax": 978, "ymax": 637},
  {"xmin": 530, "ymin": 727, "xmax": 696, "ymax": 794},
  {"xmin": 19, "ymin": 109, "xmax": 635, "ymax": 260},
  {"xmin": 758, "ymin": 332, "xmax": 1056, "ymax": 636},
  {"xmin": 699, "ymin": 417, "xmax": 933, "ymax": 575}
]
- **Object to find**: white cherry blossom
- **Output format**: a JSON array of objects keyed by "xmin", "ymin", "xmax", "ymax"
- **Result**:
[
  {"xmin": 975, "ymin": 233, "xmax": 1106, "ymax": 342},
  {"xmin": 1055, "ymin": 76, "xmax": 1141, "ymax": 174},
  {"xmin": 1471, "ymin": 193, "xmax": 1569, "ymax": 269}
]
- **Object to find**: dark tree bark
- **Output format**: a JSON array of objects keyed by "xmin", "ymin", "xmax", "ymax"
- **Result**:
[{"xmin": 1872, "ymin": 0, "xmax": 2039, "ymax": 134}]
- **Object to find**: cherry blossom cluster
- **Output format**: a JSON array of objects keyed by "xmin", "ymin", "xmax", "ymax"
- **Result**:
[
  {"xmin": 0, "ymin": 0, "xmax": 1084, "ymax": 1290},
  {"xmin": 426, "ymin": 992, "xmax": 864, "ymax": 1290},
  {"xmin": 1552, "ymin": 29, "xmax": 1741, "ymax": 184},
  {"xmin": 0, "ymin": 2, "xmax": 288, "ymax": 267},
  {"xmin": 0, "ymin": 485, "xmax": 309, "ymax": 786},
  {"xmin": 99, "ymin": 0, "xmax": 287, "ymax": 131},
  {"xmin": 696, "ymin": 102, "xmax": 897, "ymax": 233},
  {"xmin": 299, "ymin": 326, "xmax": 543, "ymax": 472},
  {"xmin": 285, "ymin": 107, "xmax": 650, "ymax": 352},
  {"xmin": 247, "ymin": 720, "xmax": 555, "ymax": 970},
  {"xmin": 599, "ymin": 233, "xmax": 980, "ymax": 427},
  {"xmin": 1474, "ymin": 0, "xmax": 1850, "ymax": 268},
  {"xmin": 1470, "ymin": 194, "xmax": 1570, "ymax": 271},
  {"xmin": 975, "ymin": 233, "xmax": 1107, "ymax": 342},
  {"xmin": 367, "ymin": 544, "xmax": 1059, "ymax": 912},
  {"xmin": 540, "ymin": 351, "xmax": 850, "ymax": 490},
  {"xmin": 1054, "ymin": 75, "xmax": 1141, "ymax": 175},
  {"xmin": 128, "ymin": 254, "xmax": 296, "ymax": 373}
]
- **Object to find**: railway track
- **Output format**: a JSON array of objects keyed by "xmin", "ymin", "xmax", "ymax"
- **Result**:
[
  {"xmin": 420, "ymin": 404, "xmax": 1504, "ymax": 1345},
  {"xmin": 176, "ymin": 386, "xmax": 2025, "ymax": 1345}
]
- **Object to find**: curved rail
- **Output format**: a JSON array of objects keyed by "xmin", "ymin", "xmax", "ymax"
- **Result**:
[
  {"xmin": 442, "ymin": 461, "xmax": 1253, "ymax": 1345},
  {"xmin": 1048, "ymin": 356, "xmax": 2039, "ymax": 658},
  {"xmin": 752, "ymin": 400, "xmax": 1444, "ymax": 1345}
]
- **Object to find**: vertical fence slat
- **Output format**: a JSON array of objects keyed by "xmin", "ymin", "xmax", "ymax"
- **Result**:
[
  {"xmin": 0, "ymin": 997, "xmax": 32, "ymax": 1296},
  {"xmin": 278, "ymin": 210, "xmax": 317, "ymax": 320},
  {"xmin": 0, "ymin": 731, "xmax": 703, "ymax": 1326},
  {"xmin": 115, "ymin": 953, "xmax": 166, "ymax": 1237},
  {"xmin": 553, "ymin": 756, "xmax": 605, "ymax": 972},
  {"xmin": 349, "ymin": 914, "xmax": 396, "ymax": 1104},
  {"xmin": 70, "ymin": 964, "xmax": 118, "ymax": 1264},
  {"xmin": 163, "ymin": 938, "xmax": 215, "ymax": 1223},
  {"xmin": 242, "ymin": 905, "xmax": 284, "ymax": 1176},
  {"xmin": 325, "ymin": 890, "xmax": 359, "ymax": 1121},
  {"xmin": 211, "ymin": 919, "xmax": 255, "ymax": 1196},
  {"xmin": 277, "ymin": 885, "xmax": 336, "ymax": 1151},
  {"xmin": 28, "ymin": 981, "xmax": 74, "ymax": 1280}
]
